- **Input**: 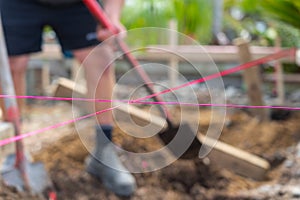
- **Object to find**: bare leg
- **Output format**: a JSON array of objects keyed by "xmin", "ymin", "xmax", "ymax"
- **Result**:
[
  {"xmin": 73, "ymin": 44, "xmax": 115, "ymax": 125},
  {"xmin": 73, "ymin": 45, "xmax": 136, "ymax": 197},
  {"xmin": 0, "ymin": 55, "xmax": 29, "ymax": 120}
]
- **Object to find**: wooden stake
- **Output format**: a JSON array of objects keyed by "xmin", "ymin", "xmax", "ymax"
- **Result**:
[
  {"xmin": 168, "ymin": 20, "xmax": 179, "ymax": 88},
  {"xmin": 234, "ymin": 38, "xmax": 269, "ymax": 121},
  {"xmin": 275, "ymin": 36, "xmax": 285, "ymax": 105}
]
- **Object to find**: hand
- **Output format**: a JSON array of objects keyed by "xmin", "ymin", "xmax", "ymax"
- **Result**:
[{"xmin": 96, "ymin": 19, "xmax": 126, "ymax": 42}]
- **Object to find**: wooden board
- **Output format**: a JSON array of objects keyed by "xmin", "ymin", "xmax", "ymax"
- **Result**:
[
  {"xmin": 31, "ymin": 43, "xmax": 294, "ymax": 63},
  {"xmin": 114, "ymin": 103, "xmax": 270, "ymax": 180},
  {"xmin": 54, "ymin": 77, "xmax": 86, "ymax": 98},
  {"xmin": 52, "ymin": 78, "xmax": 270, "ymax": 180},
  {"xmin": 198, "ymin": 134, "xmax": 270, "ymax": 181},
  {"xmin": 234, "ymin": 38, "xmax": 269, "ymax": 121},
  {"xmin": 53, "ymin": 77, "xmax": 88, "ymax": 113},
  {"xmin": 113, "ymin": 103, "xmax": 167, "ymax": 130}
]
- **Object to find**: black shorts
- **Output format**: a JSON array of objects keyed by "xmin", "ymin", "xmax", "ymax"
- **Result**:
[{"xmin": 0, "ymin": 0, "xmax": 100, "ymax": 56}]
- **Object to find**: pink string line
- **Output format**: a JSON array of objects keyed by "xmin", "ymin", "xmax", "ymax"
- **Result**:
[
  {"xmin": 0, "ymin": 97, "xmax": 299, "ymax": 147},
  {"xmin": 0, "ymin": 95, "xmax": 300, "ymax": 111},
  {"xmin": 132, "ymin": 48, "xmax": 295, "ymax": 102},
  {"xmin": 0, "ymin": 48, "xmax": 296, "ymax": 147},
  {"xmin": 134, "ymin": 101, "xmax": 300, "ymax": 111},
  {"xmin": 0, "ymin": 106, "xmax": 118, "ymax": 147},
  {"xmin": 0, "ymin": 94, "xmax": 125, "ymax": 103}
]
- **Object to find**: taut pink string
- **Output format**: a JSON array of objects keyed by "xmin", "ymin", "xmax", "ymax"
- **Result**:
[
  {"xmin": 134, "ymin": 101, "xmax": 300, "ymax": 111},
  {"xmin": 0, "ymin": 106, "xmax": 118, "ymax": 147},
  {"xmin": 0, "ymin": 48, "xmax": 297, "ymax": 146},
  {"xmin": 132, "ymin": 48, "xmax": 295, "ymax": 102},
  {"xmin": 0, "ymin": 94, "xmax": 299, "ymax": 111}
]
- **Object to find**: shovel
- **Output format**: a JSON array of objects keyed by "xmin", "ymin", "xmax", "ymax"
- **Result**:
[
  {"xmin": 0, "ymin": 14, "xmax": 54, "ymax": 197},
  {"xmin": 83, "ymin": 0, "xmax": 202, "ymax": 159}
]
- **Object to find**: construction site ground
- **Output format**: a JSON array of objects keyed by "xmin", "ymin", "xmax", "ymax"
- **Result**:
[{"xmin": 1, "ymin": 99, "xmax": 300, "ymax": 200}]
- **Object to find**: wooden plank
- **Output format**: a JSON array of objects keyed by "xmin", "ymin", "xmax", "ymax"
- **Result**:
[
  {"xmin": 139, "ymin": 45, "xmax": 294, "ymax": 63},
  {"xmin": 113, "ymin": 103, "xmax": 168, "ymax": 136},
  {"xmin": 234, "ymin": 38, "xmax": 269, "ymax": 121},
  {"xmin": 275, "ymin": 38, "xmax": 285, "ymax": 103},
  {"xmin": 263, "ymin": 74, "xmax": 300, "ymax": 83},
  {"xmin": 53, "ymin": 78, "xmax": 88, "ymax": 113},
  {"xmin": 0, "ymin": 122, "xmax": 15, "ymax": 165},
  {"xmin": 275, "ymin": 61, "xmax": 285, "ymax": 104},
  {"xmin": 52, "ymin": 78, "xmax": 168, "ymax": 133},
  {"xmin": 51, "ymin": 79, "xmax": 270, "ymax": 179},
  {"xmin": 114, "ymin": 103, "xmax": 270, "ymax": 180},
  {"xmin": 54, "ymin": 77, "xmax": 87, "ymax": 98},
  {"xmin": 198, "ymin": 134, "xmax": 270, "ymax": 181},
  {"xmin": 52, "ymin": 78, "xmax": 168, "ymax": 137},
  {"xmin": 30, "ymin": 43, "xmax": 295, "ymax": 64},
  {"xmin": 296, "ymin": 49, "xmax": 300, "ymax": 66},
  {"xmin": 168, "ymin": 20, "xmax": 179, "ymax": 88},
  {"xmin": 114, "ymin": 103, "xmax": 167, "ymax": 128}
]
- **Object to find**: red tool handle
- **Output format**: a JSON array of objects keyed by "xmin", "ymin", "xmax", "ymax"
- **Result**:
[
  {"xmin": 83, "ymin": 0, "xmax": 119, "ymax": 34},
  {"xmin": 83, "ymin": 0, "xmax": 173, "ymax": 126}
]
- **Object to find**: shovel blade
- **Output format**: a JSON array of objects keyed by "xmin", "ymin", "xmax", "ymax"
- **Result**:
[
  {"xmin": 1, "ymin": 154, "xmax": 52, "ymax": 194},
  {"xmin": 159, "ymin": 123, "xmax": 202, "ymax": 159}
]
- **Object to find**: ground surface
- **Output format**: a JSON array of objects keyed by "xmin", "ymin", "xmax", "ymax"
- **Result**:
[{"xmin": 1, "ymin": 101, "xmax": 300, "ymax": 200}]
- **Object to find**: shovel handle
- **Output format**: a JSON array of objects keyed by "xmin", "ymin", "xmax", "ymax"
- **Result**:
[
  {"xmin": 0, "ymin": 14, "xmax": 28, "ymax": 189},
  {"xmin": 83, "ymin": 0, "xmax": 174, "ymax": 127},
  {"xmin": 83, "ymin": 0, "xmax": 119, "ymax": 34}
]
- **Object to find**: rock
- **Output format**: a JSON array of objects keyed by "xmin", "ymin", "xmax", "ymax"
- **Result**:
[
  {"xmin": 283, "ymin": 160, "xmax": 294, "ymax": 168},
  {"xmin": 257, "ymin": 184, "xmax": 282, "ymax": 196},
  {"xmin": 290, "ymin": 90, "xmax": 300, "ymax": 103},
  {"xmin": 295, "ymin": 143, "xmax": 300, "ymax": 157},
  {"xmin": 190, "ymin": 184, "xmax": 206, "ymax": 197},
  {"xmin": 225, "ymin": 86, "xmax": 240, "ymax": 98},
  {"xmin": 291, "ymin": 169, "xmax": 300, "ymax": 179},
  {"xmin": 289, "ymin": 186, "xmax": 300, "ymax": 198}
]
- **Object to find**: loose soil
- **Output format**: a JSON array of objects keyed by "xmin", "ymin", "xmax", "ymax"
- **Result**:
[{"xmin": 1, "ymin": 102, "xmax": 300, "ymax": 200}]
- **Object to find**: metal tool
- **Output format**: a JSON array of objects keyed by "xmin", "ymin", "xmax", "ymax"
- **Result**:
[
  {"xmin": 83, "ymin": 0, "xmax": 202, "ymax": 159},
  {"xmin": 0, "ymin": 14, "xmax": 54, "ymax": 197}
]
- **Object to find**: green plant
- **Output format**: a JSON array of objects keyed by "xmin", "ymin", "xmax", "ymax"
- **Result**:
[
  {"xmin": 260, "ymin": 0, "xmax": 300, "ymax": 29},
  {"xmin": 173, "ymin": 0, "xmax": 212, "ymax": 42},
  {"xmin": 121, "ymin": 0, "xmax": 213, "ymax": 44}
]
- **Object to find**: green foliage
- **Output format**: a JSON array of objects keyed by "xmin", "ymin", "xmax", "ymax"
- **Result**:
[
  {"xmin": 283, "ymin": 63, "xmax": 300, "ymax": 73},
  {"xmin": 238, "ymin": 0, "xmax": 260, "ymax": 13},
  {"xmin": 260, "ymin": 0, "xmax": 300, "ymax": 29},
  {"xmin": 121, "ymin": 0, "xmax": 174, "ymax": 46},
  {"xmin": 224, "ymin": 0, "xmax": 300, "ymax": 47},
  {"xmin": 121, "ymin": 0, "xmax": 213, "ymax": 44},
  {"xmin": 173, "ymin": 0, "xmax": 212, "ymax": 42},
  {"xmin": 122, "ymin": 0, "xmax": 300, "ymax": 48},
  {"xmin": 121, "ymin": 0, "xmax": 173, "ymax": 29},
  {"xmin": 274, "ymin": 22, "xmax": 300, "ymax": 47}
]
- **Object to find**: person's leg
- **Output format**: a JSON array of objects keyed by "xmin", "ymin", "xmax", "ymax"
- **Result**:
[
  {"xmin": 73, "ymin": 45, "xmax": 114, "ymax": 125},
  {"xmin": 73, "ymin": 45, "xmax": 136, "ymax": 197},
  {"xmin": 0, "ymin": 0, "xmax": 48, "ymax": 118},
  {"xmin": 49, "ymin": 2, "xmax": 136, "ymax": 196},
  {"xmin": 0, "ymin": 55, "xmax": 29, "ymax": 120}
]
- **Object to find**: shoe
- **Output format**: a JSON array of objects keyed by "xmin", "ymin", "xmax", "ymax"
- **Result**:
[{"xmin": 85, "ymin": 128, "xmax": 136, "ymax": 197}]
